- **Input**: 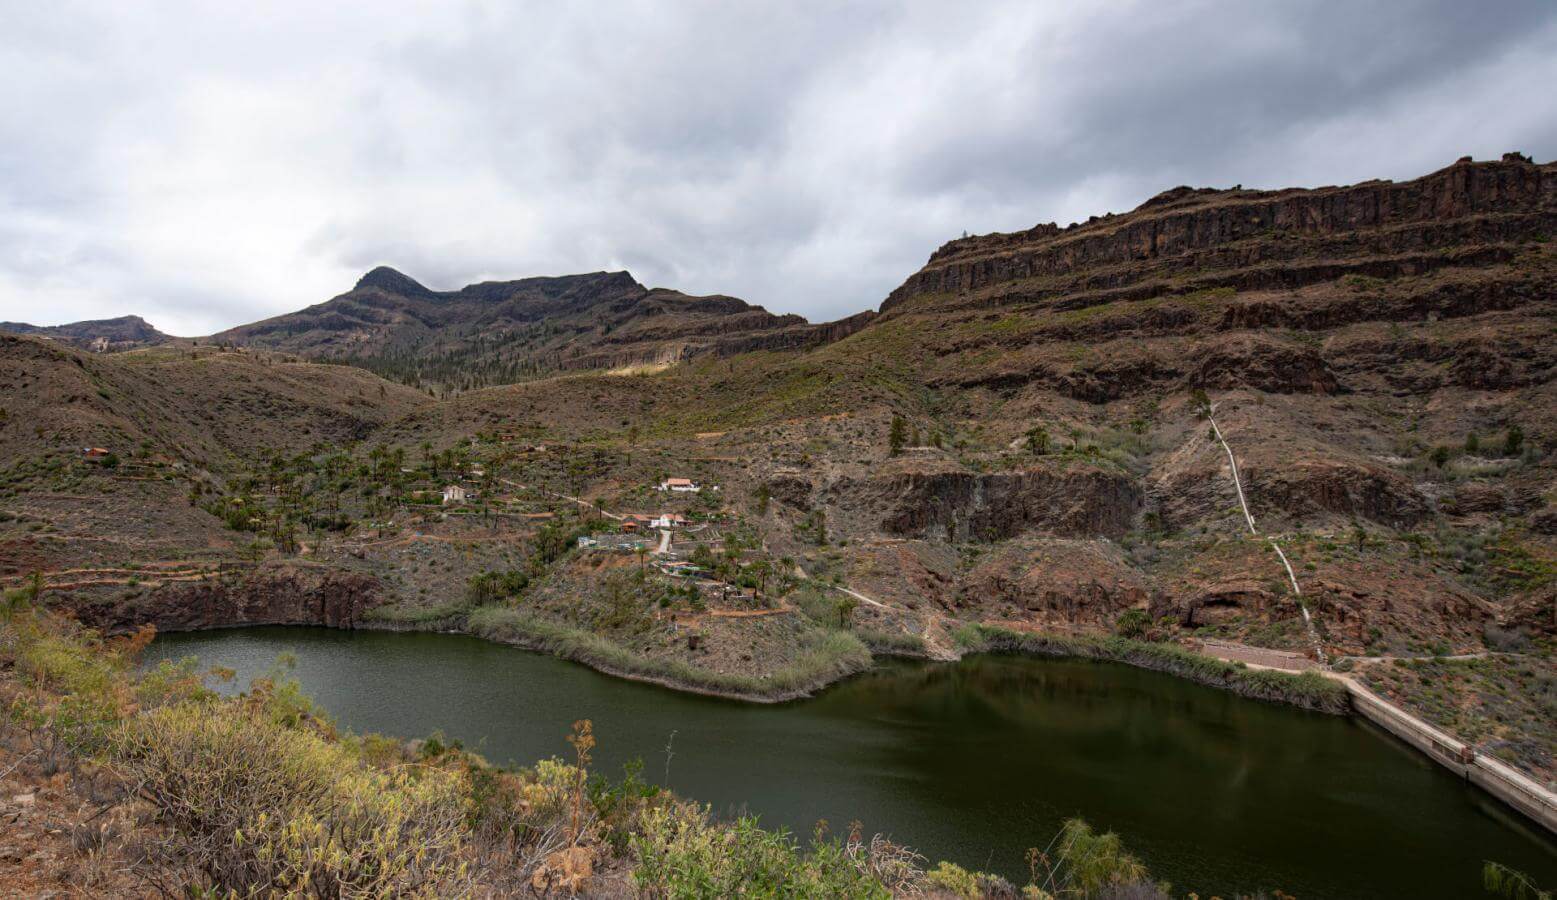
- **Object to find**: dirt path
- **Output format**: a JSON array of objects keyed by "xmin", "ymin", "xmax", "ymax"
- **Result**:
[
  {"xmin": 1198, "ymin": 639, "xmax": 1316, "ymax": 672},
  {"xmin": 672, "ymin": 600, "xmax": 796, "ymax": 625},
  {"xmin": 332, "ymin": 530, "xmax": 528, "ymax": 553},
  {"xmin": 0, "ymin": 560, "xmax": 214, "ymax": 583},
  {"xmin": 1338, "ymin": 651, "xmax": 1493, "ymax": 664},
  {"xmin": 834, "ymin": 585, "xmax": 885, "ymax": 609},
  {"xmin": 499, "ymin": 478, "xmax": 622, "ymax": 520},
  {"xmin": 700, "ymin": 606, "xmax": 793, "ymax": 620},
  {"xmin": 44, "ymin": 573, "xmax": 218, "ymax": 590},
  {"xmin": 3, "ymin": 561, "xmax": 227, "ymax": 591}
]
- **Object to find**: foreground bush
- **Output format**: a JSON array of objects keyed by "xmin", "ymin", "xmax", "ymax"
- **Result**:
[
  {"xmin": 2, "ymin": 607, "xmax": 1185, "ymax": 898},
  {"xmin": 116, "ymin": 702, "xmax": 471, "ymax": 896},
  {"xmin": 631, "ymin": 804, "xmax": 892, "ymax": 899}
]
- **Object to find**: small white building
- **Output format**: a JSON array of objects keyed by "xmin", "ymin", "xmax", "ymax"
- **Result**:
[
  {"xmin": 658, "ymin": 478, "xmax": 700, "ymax": 493},
  {"xmin": 441, "ymin": 484, "xmax": 467, "ymax": 504},
  {"xmin": 650, "ymin": 513, "xmax": 688, "ymax": 529}
]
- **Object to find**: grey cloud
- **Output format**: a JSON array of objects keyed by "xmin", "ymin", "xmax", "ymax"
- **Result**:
[{"xmin": 1, "ymin": 2, "xmax": 1554, "ymax": 335}]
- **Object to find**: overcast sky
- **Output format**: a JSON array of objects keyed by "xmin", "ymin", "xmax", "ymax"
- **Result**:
[{"xmin": 3, "ymin": 2, "xmax": 1555, "ymax": 335}]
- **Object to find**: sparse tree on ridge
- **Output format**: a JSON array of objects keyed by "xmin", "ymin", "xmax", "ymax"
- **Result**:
[{"xmin": 888, "ymin": 415, "xmax": 907, "ymax": 456}]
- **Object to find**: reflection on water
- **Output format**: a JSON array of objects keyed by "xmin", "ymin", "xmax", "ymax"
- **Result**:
[{"xmin": 145, "ymin": 627, "xmax": 1557, "ymax": 899}]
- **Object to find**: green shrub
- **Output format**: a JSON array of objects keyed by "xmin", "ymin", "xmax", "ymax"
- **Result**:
[
  {"xmin": 468, "ymin": 607, "xmax": 871, "ymax": 699},
  {"xmin": 926, "ymin": 860, "xmax": 980, "ymax": 897},
  {"xmin": 1504, "ymin": 424, "xmax": 1525, "ymax": 458},
  {"xmin": 855, "ymin": 628, "xmax": 927, "ymax": 656},
  {"xmin": 115, "ymin": 702, "xmax": 471, "ymax": 896},
  {"xmin": 1114, "ymin": 609, "xmax": 1151, "ymax": 640},
  {"xmin": 959, "ymin": 625, "xmax": 1349, "ymax": 714},
  {"xmin": 631, "ymin": 804, "xmax": 889, "ymax": 899},
  {"xmin": 1035, "ymin": 818, "xmax": 1153, "ymax": 897}
]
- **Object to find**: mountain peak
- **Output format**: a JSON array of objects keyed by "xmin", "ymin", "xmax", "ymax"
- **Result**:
[
  {"xmin": 0, "ymin": 314, "xmax": 169, "ymax": 347},
  {"xmin": 354, "ymin": 266, "xmax": 434, "ymax": 297}
]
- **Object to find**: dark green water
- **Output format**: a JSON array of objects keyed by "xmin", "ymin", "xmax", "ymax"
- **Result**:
[{"xmin": 144, "ymin": 627, "xmax": 1557, "ymax": 898}]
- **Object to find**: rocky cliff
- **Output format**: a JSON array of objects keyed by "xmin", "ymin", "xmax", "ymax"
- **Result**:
[
  {"xmin": 61, "ymin": 565, "xmax": 384, "ymax": 635},
  {"xmin": 829, "ymin": 464, "xmax": 1142, "ymax": 542},
  {"xmin": 883, "ymin": 153, "xmax": 1555, "ymax": 314}
]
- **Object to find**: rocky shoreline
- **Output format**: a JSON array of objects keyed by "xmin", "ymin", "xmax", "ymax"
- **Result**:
[{"xmin": 56, "ymin": 561, "xmax": 1352, "ymax": 712}]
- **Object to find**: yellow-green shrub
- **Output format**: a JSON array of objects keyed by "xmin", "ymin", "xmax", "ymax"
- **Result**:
[
  {"xmin": 116, "ymin": 702, "xmax": 471, "ymax": 897},
  {"xmin": 926, "ymin": 860, "xmax": 981, "ymax": 897},
  {"xmin": 6, "ymin": 617, "xmax": 127, "ymax": 759},
  {"xmin": 631, "ymin": 802, "xmax": 889, "ymax": 899}
]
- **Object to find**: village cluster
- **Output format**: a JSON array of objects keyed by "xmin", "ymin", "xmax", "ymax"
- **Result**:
[
  {"xmin": 75, "ymin": 428, "xmax": 780, "ymax": 613},
  {"xmin": 434, "ymin": 467, "xmax": 746, "ymax": 593}
]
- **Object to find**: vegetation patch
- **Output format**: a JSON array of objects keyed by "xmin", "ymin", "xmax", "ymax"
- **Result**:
[
  {"xmin": 1, "ymin": 603, "xmax": 1170, "ymax": 897},
  {"xmin": 1361, "ymin": 653, "xmax": 1557, "ymax": 782},
  {"xmin": 468, "ymin": 606, "xmax": 872, "ymax": 702},
  {"xmin": 955, "ymin": 624, "xmax": 1350, "ymax": 714}
]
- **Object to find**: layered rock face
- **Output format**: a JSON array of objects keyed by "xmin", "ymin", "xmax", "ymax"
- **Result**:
[
  {"xmin": 11, "ymin": 155, "xmax": 1554, "ymax": 667},
  {"xmin": 829, "ymin": 464, "xmax": 1142, "ymax": 541},
  {"xmin": 865, "ymin": 156, "xmax": 1557, "ymax": 407},
  {"xmin": 782, "ymin": 155, "xmax": 1556, "ymax": 652},
  {"xmin": 884, "ymin": 154, "xmax": 1555, "ymax": 312},
  {"xmin": 62, "ymin": 565, "xmax": 383, "ymax": 635}
]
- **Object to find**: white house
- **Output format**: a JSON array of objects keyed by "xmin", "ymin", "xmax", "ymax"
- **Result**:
[
  {"xmin": 658, "ymin": 478, "xmax": 700, "ymax": 493},
  {"xmin": 441, "ymin": 484, "xmax": 467, "ymax": 504},
  {"xmin": 650, "ymin": 513, "xmax": 687, "ymax": 529}
]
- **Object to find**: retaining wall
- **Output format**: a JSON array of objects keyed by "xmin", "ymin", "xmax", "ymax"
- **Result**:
[{"xmin": 1346, "ymin": 680, "xmax": 1557, "ymax": 833}]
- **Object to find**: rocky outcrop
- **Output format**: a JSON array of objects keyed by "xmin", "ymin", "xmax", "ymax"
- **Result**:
[
  {"xmin": 1176, "ymin": 578, "xmax": 1283, "ymax": 628},
  {"xmin": 1504, "ymin": 586, "xmax": 1557, "ymax": 638},
  {"xmin": 709, "ymin": 310, "xmax": 878, "ymax": 358},
  {"xmin": 60, "ymin": 565, "xmax": 384, "ymax": 635},
  {"xmin": 1307, "ymin": 570, "xmax": 1493, "ymax": 655},
  {"xmin": 958, "ymin": 541, "xmax": 1152, "ymax": 625},
  {"xmin": 764, "ymin": 474, "xmax": 814, "ymax": 511},
  {"xmin": 883, "ymin": 155, "xmax": 1556, "ymax": 312},
  {"xmin": 1245, "ymin": 461, "xmax": 1427, "ymax": 528},
  {"xmin": 1188, "ymin": 334, "xmax": 1339, "ymax": 394},
  {"xmin": 1445, "ymin": 482, "xmax": 1508, "ymax": 515},
  {"xmin": 830, "ymin": 464, "xmax": 1142, "ymax": 541}
]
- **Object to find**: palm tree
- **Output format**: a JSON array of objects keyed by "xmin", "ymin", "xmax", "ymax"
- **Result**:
[
  {"xmin": 1484, "ymin": 862, "xmax": 1552, "ymax": 900},
  {"xmin": 1031, "ymin": 818, "xmax": 1149, "ymax": 898},
  {"xmin": 835, "ymin": 595, "xmax": 858, "ymax": 629}
]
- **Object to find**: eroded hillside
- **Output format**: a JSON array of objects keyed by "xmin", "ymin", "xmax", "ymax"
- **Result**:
[
  {"xmin": 211, "ymin": 267, "xmax": 873, "ymax": 390},
  {"xmin": 4, "ymin": 154, "xmax": 1556, "ymax": 776}
]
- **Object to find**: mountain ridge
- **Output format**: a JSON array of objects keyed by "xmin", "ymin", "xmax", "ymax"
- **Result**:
[
  {"xmin": 209, "ymin": 267, "xmax": 870, "ymax": 389},
  {"xmin": 0, "ymin": 314, "xmax": 172, "ymax": 350},
  {"xmin": 3, "ymin": 154, "xmax": 1555, "ymax": 789},
  {"xmin": 10, "ymin": 152, "xmax": 1550, "ymax": 390}
]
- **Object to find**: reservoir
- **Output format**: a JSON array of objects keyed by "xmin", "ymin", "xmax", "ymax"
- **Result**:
[{"xmin": 145, "ymin": 627, "xmax": 1557, "ymax": 898}]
